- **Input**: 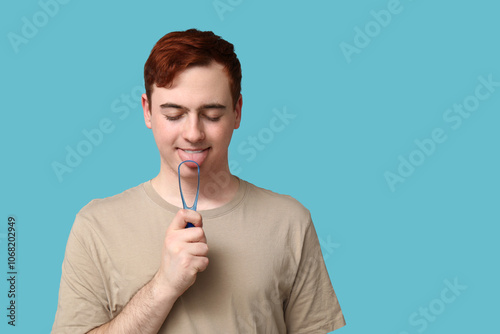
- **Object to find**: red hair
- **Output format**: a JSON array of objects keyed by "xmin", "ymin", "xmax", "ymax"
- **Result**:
[{"xmin": 144, "ymin": 29, "xmax": 242, "ymax": 107}]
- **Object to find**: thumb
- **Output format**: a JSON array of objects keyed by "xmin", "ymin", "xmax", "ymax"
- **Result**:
[{"xmin": 170, "ymin": 209, "xmax": 203, "ymax": 230}]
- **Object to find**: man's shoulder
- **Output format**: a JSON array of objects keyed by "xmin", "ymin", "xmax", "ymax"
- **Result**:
[
  {"xmin": 78, "ymin": 181, "xmax": 148, "ymax": 218},
  {"xmin": 241, "ymin": 180, "xmax": 310, "ymax": 218}
]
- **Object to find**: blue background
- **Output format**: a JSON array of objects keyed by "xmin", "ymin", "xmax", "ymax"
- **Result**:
[{"xmin": 1, "ymin": 0, "xmax": 498, "ymax": 332}]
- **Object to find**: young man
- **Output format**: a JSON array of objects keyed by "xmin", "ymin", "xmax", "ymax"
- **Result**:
[{"xmin": 52, "ymin": 29, "xmax": 345, "ymax": 333}]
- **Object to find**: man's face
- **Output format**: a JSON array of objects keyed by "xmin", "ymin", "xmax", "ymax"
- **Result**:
[{"xmin": 142, "ymin": 61, "xmax": 242, "ymax": 179}]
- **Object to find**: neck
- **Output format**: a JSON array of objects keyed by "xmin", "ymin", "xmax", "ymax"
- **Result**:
[{"xmin": 151, "ymin": 165, "xmax": 239, "ymax": 211}]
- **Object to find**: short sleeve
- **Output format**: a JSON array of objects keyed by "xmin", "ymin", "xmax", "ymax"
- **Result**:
[
  {"xmin": 284, "ymin": 219, "xmax": 346, "ymax": 333},
  {"xmin": 52, "ymin": 212, "xmax": 111, "ymax": 334}
]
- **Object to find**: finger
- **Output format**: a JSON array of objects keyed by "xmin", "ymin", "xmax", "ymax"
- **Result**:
[
  {"xmin": 174, "ymin": 227, "xmax": 207, "ymax": 244},
  {"xmin": 184, "ymin": 242, "xmax": 209, "ymax": 257},
  {"xmin": 184, "ymin": 210, "xmax": 203, "ymax": 228},
  {"xmin": 191, "ymin": 256, "xmax": 209, "ymax": 273},
  {"xmin": 169, "ymin": 209, "xmax": 203, "ymax": 231}
]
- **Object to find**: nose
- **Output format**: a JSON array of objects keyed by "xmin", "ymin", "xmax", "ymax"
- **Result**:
[{"xmin": 182, "ymin": 114, "xmax": 205, "ymax": 143}]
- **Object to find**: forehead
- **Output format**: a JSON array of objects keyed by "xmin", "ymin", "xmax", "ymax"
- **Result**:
[{"xmin": 151, "ymin": 62, "xmax": 232, "ymax": 105}]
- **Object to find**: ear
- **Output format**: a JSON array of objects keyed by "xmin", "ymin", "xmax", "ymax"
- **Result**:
[
  {"xmin": 142, "ymin": 93, "xmax": 152, "ymax": 129},
  {"xmin": 234, "ymin": 94, "xmax": 242, "ymax": 129}
]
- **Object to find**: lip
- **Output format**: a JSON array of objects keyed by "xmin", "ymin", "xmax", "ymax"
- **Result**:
[{"xmin": 177, "ymin": 147, "xmax": 210, "ymax": 166}]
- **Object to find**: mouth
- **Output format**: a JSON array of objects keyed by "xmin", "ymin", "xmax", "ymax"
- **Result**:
[
  {"xmin": 182, "ymin": 149, "xmax": 206, "ymax": 154},
  {"xmin": 177, "ymin": 148, "xmax": 210, "ymax": 166}
]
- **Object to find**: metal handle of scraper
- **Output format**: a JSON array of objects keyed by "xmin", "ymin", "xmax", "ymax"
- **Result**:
[{"xmin": 178, "ymin": 160, "xmax": 200, "ymax": 228}]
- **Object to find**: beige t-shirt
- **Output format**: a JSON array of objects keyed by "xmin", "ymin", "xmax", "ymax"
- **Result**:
[{"xmin": 52, "ymin": 179, "xmax": 345, "ymax": 333}]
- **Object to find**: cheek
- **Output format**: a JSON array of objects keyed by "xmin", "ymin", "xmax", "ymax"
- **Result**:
[
  {"xmin": 152, "ymin": 117, "xmax": 175, "ymax": 143},
  {"xmin": 209, "ymin": 120, "xmax": 230, "ymax": 134},
  {"xmin": 215, "ymin": 124, "xmax": 235, "ymax": 145}
]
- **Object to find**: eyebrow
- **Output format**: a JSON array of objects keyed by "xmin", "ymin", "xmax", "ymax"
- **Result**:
[{"xmin": 159, "ymin": 102, "xmax": 227, "ymax": 112}]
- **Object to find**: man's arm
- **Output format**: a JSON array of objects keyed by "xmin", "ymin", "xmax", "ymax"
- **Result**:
[
  {"xmin": 284, "ymin": 218, "xmax": 345, "ymax": 332},
  {"xmin": 87, "ymin": 272, "xmax": 176, "ymax": 333},
  {"xmin": 87, "ymin": 209, "xmax": 209, "ymax": 334}
]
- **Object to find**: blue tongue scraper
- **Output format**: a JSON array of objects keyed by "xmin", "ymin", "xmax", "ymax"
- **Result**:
[{"xmin": 178, "ymin": 160, "xmax": 200, "ymax": 228}]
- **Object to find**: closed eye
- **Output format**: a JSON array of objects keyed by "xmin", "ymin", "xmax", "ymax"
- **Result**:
[
  {"xmin": 165, "ymin": 114, "xmax": 183, "ymax": 121},
  {"xmin": 204, "ymin": 115, "xmax": 221, "ymax": 122}
]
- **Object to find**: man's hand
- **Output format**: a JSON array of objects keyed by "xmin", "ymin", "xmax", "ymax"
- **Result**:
[
  {"xmin": 154, "ymin": 209, "xmax": 209, "ymax": 299},
  {"xmin": 86, "ymin": 209, "xmax": 209, "ymax": 334}
]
